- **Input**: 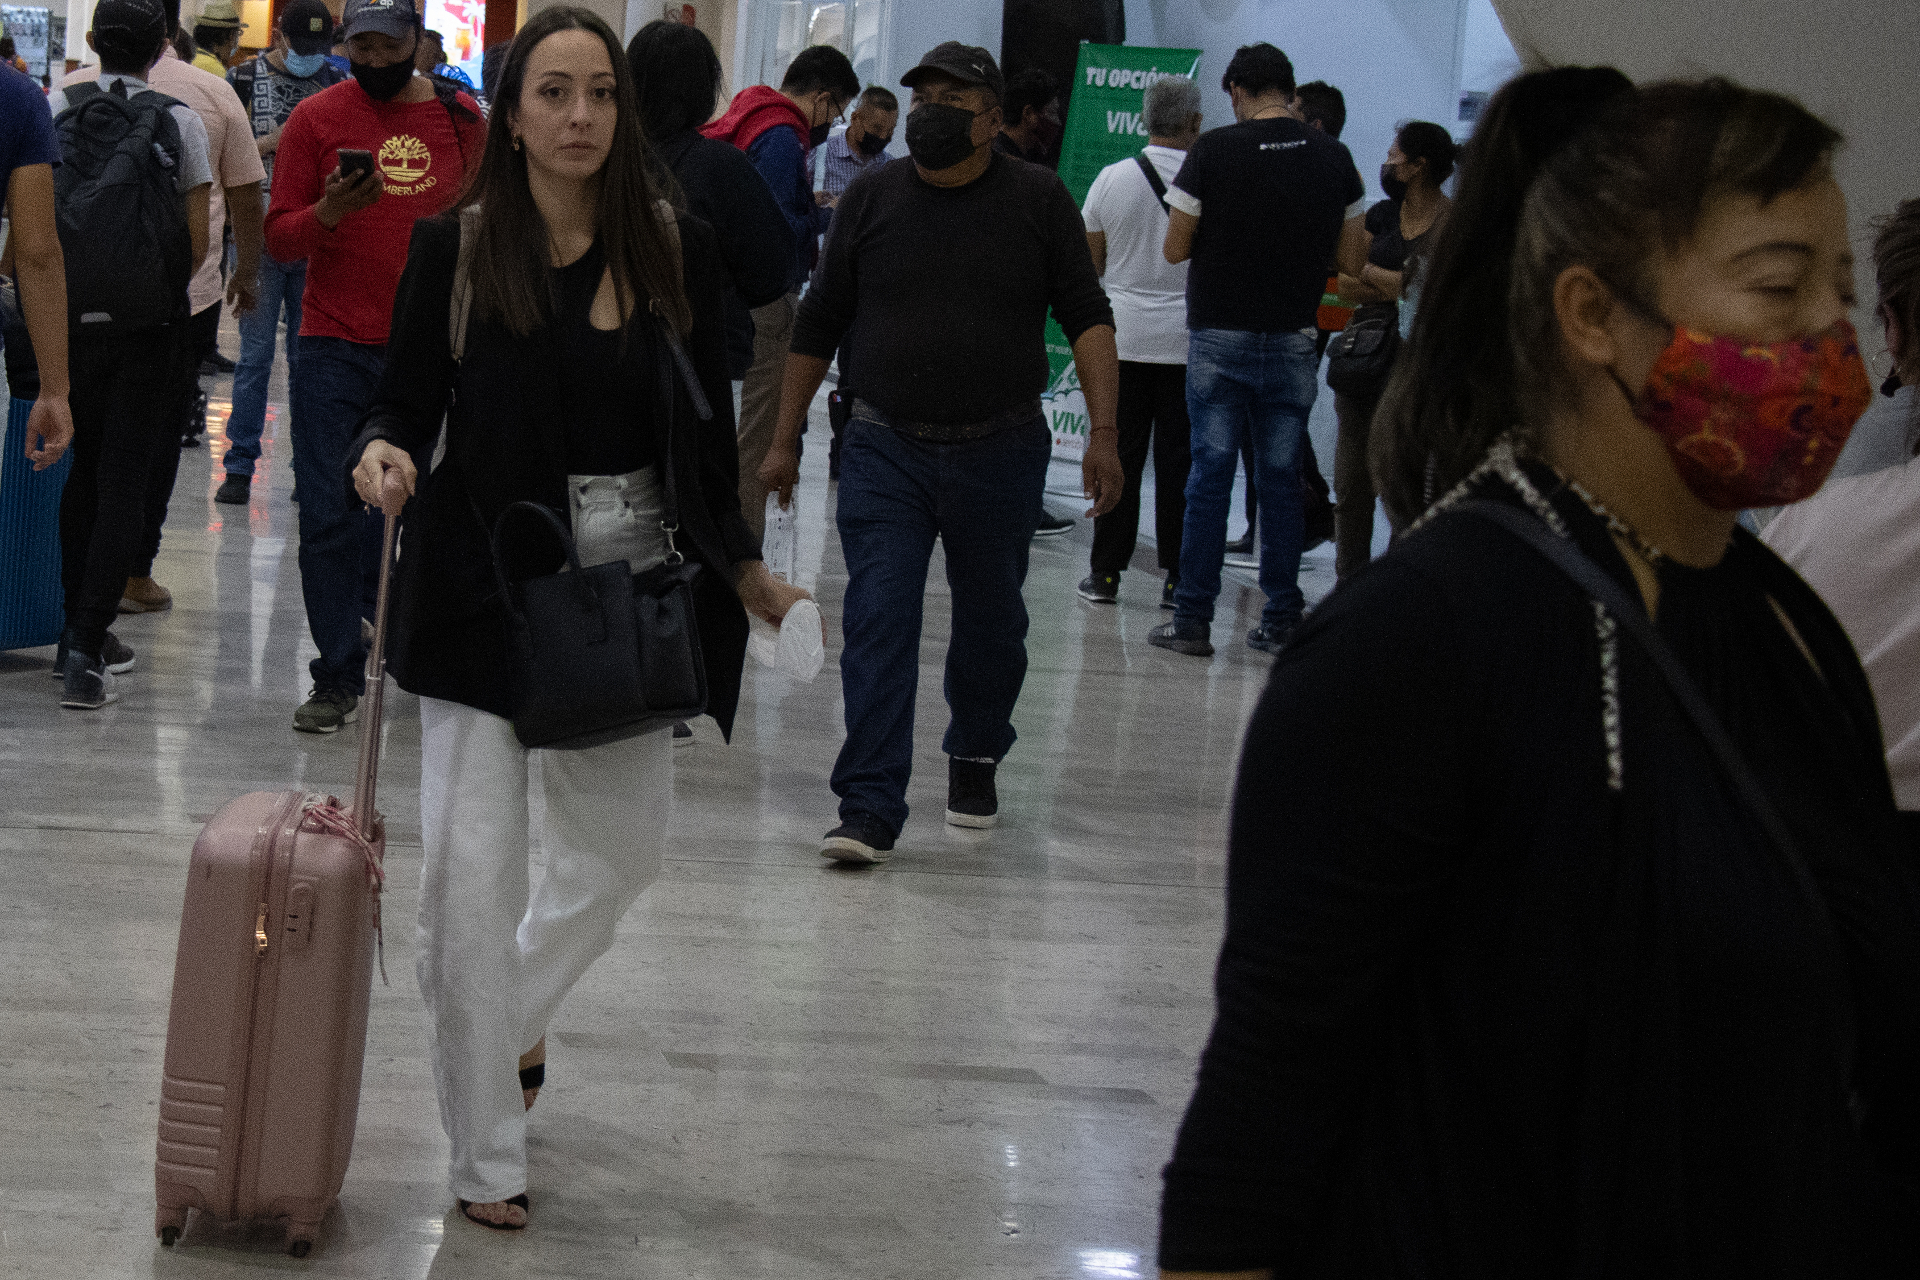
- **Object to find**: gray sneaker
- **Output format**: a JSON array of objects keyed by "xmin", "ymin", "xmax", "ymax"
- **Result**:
[
  {"xmin": 60, "ymin": 652, "xmax": 118, "ymax": 710},
  {"xmin": 52, "ymin": 631, "xmax": 135, "ymax": 679},
  {"xmin": 293, "ymin": 688, "xmax": 360, "ymax": 734},
  {"xmin": 1148, "ymin": 621, "xmax": 1214, "ymax": 657}
]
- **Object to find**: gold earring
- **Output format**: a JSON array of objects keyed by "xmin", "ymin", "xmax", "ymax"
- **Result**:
[{"xmin": 512, "ymin": 135, "xmax": 522, "ymax": 151}]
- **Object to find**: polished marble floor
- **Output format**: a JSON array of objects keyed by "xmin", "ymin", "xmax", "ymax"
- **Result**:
[{"xmin": 0, "ymin": 321, "xmax": 1327, "ymax": 1279}]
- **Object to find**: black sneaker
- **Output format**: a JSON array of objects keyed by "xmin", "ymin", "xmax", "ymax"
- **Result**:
[
  {"xmin": 1161, "ymin": 577, "xmax": 1178, "ymax": 610},
  {"xmin": 293, "ymin": 687, "xmax": 360, "ymax": 734},
  {"xmin": 1076, "ymin": 571, "xmax": 1119, "ymax": 604},
  {"xmin": 946, "ymin": 758, "xmax": 998, "ymax": 829},
  {"xmin": 672, "ymin": 721, "xmax": 694, "ymax": 747},
  {"xmin": 1148, "ymin": 621, "xmax": 1214, "ymax": 657},
  {"xmin": 214, "ymin": 474, "xmax": 250, "ymax": 505},
  {"xmin": 1223, "ymin": 532, "xmax": 1254, "ymax": 556},
  {"xmin": 60, "ymin": 652, "xmax": 117, "ymax": 710},
  {"xmin": 1033, "ymin": 511, "xmax": 1074, "ymax": 538},
  {"xmin": 821, "ymin": 813, "xmax": 896, "ymax": 865},
  {"xmin": 52, "ymin": 630, "xmax": 135, "ymax": 678},
  {"xmin": 199, "ymin": 351, "xmax": 237, "ymax": 375},
  {"xmin": 1247, "ymin": 622, "xmax": 1296, "ymax": 655},
  {"xmin": 289, "ymin": 484, "xmax": 299, "ymax": 504}
]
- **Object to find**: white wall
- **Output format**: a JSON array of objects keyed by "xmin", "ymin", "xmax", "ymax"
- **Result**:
[
  {"xmin": 1495, "ymin": 0, "xmax": 1920, "ymax": 314},
  {"xmin": 1127, "ymin": 0, "xmax": 1477, "ymax": 204}
]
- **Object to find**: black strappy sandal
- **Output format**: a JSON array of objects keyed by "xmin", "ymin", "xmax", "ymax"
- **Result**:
[{"xmin": 458, "ymin": 1193, "xmax": 529, "ymax": 1231}]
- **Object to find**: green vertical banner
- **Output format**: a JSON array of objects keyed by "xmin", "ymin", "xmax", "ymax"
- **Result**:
[{"xmin": 1046, "ymin": 43, "xmax": 1203, "ymax": 463}]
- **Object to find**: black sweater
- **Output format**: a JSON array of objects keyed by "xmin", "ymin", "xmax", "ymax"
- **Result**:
[
  {"xmin": 1160, "ymin": 467, "xmax": 1920, "ymax": 1276},
  {"xmin": 790, "ymin": 151, "xmax": 1113, "ymax": 425},
  {"xmin": 344, "ymin": 212, "xmax": 757, "ymax": 738},
  {"xmin": 655, "ymin": 128, "xmax": 795, "ymax": 379}
]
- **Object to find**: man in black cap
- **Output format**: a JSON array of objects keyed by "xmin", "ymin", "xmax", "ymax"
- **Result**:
[
  {"xmin": 759, "ymin": 41, "xmax": 1122, "ymax": 866},
  {"xmin": 264, "ymin": 0, "xmax": 483, "ymax": 734},
  {"xmin": 218, "ymin": 0, "xmax": 343, "ymax": 507}
]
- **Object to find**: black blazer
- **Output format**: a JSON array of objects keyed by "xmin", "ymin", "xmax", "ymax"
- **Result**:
[{"xmin": 344, "ymin": 211, "xmax": 758, "ymax": 737}]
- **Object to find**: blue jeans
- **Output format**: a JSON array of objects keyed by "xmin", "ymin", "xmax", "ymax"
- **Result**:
[
  {"xmin": 226, "ymin": 254, "xmax": 306, "ymax": 477},
  {"xmin": 830, "ymin": 409, "xmax": 1050, "ymax": 835},
  {"xmin": 1173, "ymin": 328, "xmax": 1320, "ymax": 632},
  {"xmin": 290, "ymin": 336, "xmax": 385, "ymax": 694}
]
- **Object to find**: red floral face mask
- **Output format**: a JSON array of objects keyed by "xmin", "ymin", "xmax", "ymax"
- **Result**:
[{"xmin": 1612, "ymin": 318, "xmax": 1874, "ymax": 510}]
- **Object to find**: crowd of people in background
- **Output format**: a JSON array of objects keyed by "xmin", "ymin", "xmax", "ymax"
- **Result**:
[{"xmin": 6, "ymin": 2, "xmax": 1920, "ymax": 1268}]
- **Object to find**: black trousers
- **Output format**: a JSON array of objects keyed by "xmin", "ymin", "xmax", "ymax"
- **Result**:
[
  {"xmin": 1091, "ymin": 360, "xmax": 1191, "ymax": 576},
  {"xmin": 61, "ymin": 331, "xmax": 173, "ymax": 653},
  {"xmin": 132, "ymin": 300, "xmax": 221, "ymax": 578}
]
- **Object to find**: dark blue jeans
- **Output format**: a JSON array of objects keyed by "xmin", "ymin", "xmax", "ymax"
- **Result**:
[
  {"xmin": 226, "ymin": 253, "xmax": 305, "ymax": 478},
  {"xmin": 290, "ymin": 336, "xmax": 384, "ymax": 694},
  {"xmin": 831, "ymin": 409, "xmax": 1050, "ymax": 835},
  {"xmin": 1173, "ymin": 327, "xmax": 1320, "ymax": 632}
]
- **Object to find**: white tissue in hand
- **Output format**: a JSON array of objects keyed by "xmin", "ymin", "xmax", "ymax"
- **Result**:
[{"xmin": 747, "ymin": 598, "xmax": 824, "ymax": 681}]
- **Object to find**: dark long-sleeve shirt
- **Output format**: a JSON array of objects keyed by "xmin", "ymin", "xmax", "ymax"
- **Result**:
[
  {"xmin": 791, "ymin": 151, "xmax": 1113, "ymax": 426},
  {"xmin": 1159, "ymin": 466, "xmax": 1920, "ymax": 1276},
  {"xmin": 745, "ymin": 123, "xmax": 830, "ymax": 293}
]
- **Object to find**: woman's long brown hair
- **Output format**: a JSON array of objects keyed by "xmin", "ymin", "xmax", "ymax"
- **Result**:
[{"xmin": 462, "ymin": 5, "xmax": 692, "ymax": 336}]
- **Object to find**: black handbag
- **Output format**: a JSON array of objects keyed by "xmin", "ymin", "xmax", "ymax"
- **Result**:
[
  {"xmin": 1324, "ymin": 302, "xmax": 1400, "ymax": 396},
  {"xmin": 488, "ymin": 312, "xmax": 713, "ymax": 749}
]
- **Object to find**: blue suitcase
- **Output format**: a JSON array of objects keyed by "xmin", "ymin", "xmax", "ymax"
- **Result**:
[{"xmin": 0, "ymin": 395, "xmax": 71, "ymax": 651}]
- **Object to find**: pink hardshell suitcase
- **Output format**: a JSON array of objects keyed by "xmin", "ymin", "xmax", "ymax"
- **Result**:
[{"xmin": 153, "ymin": 474, "xmax": 406, "ymax": 1257}]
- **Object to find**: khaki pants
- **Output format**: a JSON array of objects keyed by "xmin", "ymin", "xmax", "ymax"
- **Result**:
[{"xmin": 737, "ymin": 290, "xmax": 798, "ymax": 545}]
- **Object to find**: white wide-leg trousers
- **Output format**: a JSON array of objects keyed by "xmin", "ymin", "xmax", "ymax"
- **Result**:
[{"xmin": 415, "ymin": 697, "xmax": 672, "ymax": 1200}]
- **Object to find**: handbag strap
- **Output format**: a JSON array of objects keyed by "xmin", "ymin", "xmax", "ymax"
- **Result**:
[
  {"xmin": 1134, "ymin": 151, "xmax": 1169, "ymax": 213},
  {"xmin": 489, "ymin": 499, "xmax": 587, "ymax": 605},
  {"xmin": 1452, "ymin": 499, "xmax": 1835, "ymax": 932}
]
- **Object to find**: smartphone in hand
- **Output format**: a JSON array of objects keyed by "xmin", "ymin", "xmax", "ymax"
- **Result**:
[{"xmin": 337, "ymin": 148, "xmax": 375, "ymax": 183}]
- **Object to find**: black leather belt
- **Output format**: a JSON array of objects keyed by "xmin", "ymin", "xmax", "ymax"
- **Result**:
[{"xmin": 851, "ymin": 397, "xmax": 1043, "ymax": 444}]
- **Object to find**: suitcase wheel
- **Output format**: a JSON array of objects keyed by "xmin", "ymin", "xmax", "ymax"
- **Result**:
[
  {"xmin": 288, "ymin": 1240, "xmax": 312, "ymax": 1258},
  {"xmin": 287, "ymin": 1220, "xmax": 320, "ymax": 1257},
  {"xmin": 155, "ymin": 1204, "xmax": 187, "ymax": 1246},
  {"xmin": 159, "ymin": 1227, "xmax": 180, "ymax": 1248}
]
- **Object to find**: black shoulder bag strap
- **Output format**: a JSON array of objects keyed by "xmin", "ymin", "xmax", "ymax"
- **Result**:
[
  {"xmin": 1453, "ymin": 499, "xmax": 1835, "ymax": 931},
  {"xmin": 1134, "ymin": 151, "xmax": 1169, "ymax": 213}
]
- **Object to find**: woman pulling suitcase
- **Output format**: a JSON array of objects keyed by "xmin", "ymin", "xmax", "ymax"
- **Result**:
[{"xmin": 348, "ymin": 5, "xmax": 810, "ymax": 1230}]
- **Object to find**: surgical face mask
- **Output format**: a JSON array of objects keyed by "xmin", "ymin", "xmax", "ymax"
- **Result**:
[
  {"xmin": 905, "ymin": 102, "xmax": 977, "ymax": 171},
  {"xmin": 856, "ymin": 128, "xmax": 890, "ymax": 157},
  {"xmin": 350, "ymin": 49, "xmax": 414, "ymax": 101},
  {"xmin": 284, "ymin": 50, "xmax": 327, "ymax": 78},
  {"xmin": 1380, "ymin": 162, "xmax": 1409, "ymax": 202},
  {"xmin": 1610, "ymin": 310, "xmax": 1873, "ymax": 510}
]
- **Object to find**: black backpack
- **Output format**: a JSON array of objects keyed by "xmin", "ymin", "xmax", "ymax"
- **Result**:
[{"xmin": 53, "ymin": 81, "xmax": 194, "ymax": 335}]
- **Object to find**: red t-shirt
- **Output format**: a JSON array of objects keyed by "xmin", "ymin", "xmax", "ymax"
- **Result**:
[{"xmin": 265, "ymin": 77, "xmax": 485, "ymax": 346}]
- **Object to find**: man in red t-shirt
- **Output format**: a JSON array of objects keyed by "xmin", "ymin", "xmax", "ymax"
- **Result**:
[{"xmin": 265, "ymin": 0, "xmax": 482, "ymax": 734}]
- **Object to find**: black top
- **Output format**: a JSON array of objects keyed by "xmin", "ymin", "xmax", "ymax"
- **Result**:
[
  {"xmin": 1169, "ymin": 116, "xmax": 1364, "ymax": 333},
  {"xmin": 654, "ymin": 128, "xmax": 795, "ymax": 379},
  {"xmin": 790, "ymin": 150, "xmax": 1113, "ymax": 425},
  {"xmin": 554, "ymin": 240, "xmax": 655, "ymax": 476},
  {"xmin": 1159, "ymin": 466, "xmax": 1920, "ymax": 1276},
  {"xmin": 343, "ymin": 212, "xmax": 758, "ymax": 738},
  {"xmin": 1362, "ymin": 197, "xmax": 1440, "ymax": 273}
]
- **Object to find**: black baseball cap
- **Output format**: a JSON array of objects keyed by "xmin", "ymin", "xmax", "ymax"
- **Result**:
[
  {"xmin": 900, "ymin": 42, "xmax": 1005, "ymax": 103},
  {"xmin": 341, "ymin": 0, "xmax": 420, "ymax": 43},
  {"xmin": 281, "ymin": 0, "xmax": 334, "ymax": 56},
  {"xmin": 91, "ymin": 0, "xmax": 166, "ymax": 44}
]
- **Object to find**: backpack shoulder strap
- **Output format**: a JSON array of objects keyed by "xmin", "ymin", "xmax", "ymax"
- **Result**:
[
  {"xmin": 1134, "ymin": 151, "xmax": 1169, "ymax": 213},
  {"xmin": 450, "ymin": 205, "xmax": 481, "ymax": 362}
]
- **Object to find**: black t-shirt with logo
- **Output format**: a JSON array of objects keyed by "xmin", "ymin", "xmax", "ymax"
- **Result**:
[{"xmin": 1167, "ymin": 117, "xmax": 1365, "ymax": 333}]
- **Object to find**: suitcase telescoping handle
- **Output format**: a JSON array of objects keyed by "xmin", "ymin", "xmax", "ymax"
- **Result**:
[{"xmin": 351, "ymin": 469, "xmax": 408, "ymax": 841}]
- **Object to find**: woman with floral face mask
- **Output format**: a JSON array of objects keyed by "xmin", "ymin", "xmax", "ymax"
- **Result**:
[{"xmin": 1160, "ymin": 71, "xmax": 1920, "ymax": 1280}]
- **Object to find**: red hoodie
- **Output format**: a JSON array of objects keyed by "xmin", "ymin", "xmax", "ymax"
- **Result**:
[{"xmin": 700, "ymin": 84, "xmax": 808, "ymax": 153}]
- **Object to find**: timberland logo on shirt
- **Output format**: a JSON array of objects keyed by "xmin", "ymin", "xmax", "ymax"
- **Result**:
[{"xmin": 378, "ymin": 134, "xmax": 435, "ymax": 194}]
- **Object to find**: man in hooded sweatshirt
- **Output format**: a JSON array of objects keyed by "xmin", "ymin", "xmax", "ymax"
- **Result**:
[{"xmin": 702, "ymin": 43, "xmax": 858, "ymax": 541}]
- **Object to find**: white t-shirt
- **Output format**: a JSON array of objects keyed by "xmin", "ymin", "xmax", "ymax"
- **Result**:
[
  {"xmin": 47, "ymin": 73, "xmax": 214, "ymax": 192},
  {"xmin": 1082, "ymin": 144, "xmax": 1189, "ymax": 365}
]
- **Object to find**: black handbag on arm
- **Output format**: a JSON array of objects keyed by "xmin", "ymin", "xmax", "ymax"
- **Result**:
[
  {"xmin": 1324, "ymin": 301, "xmax": 1400, "ymax": 396},
  {"xmin": 488, "ymin": 309, "xmax": 713, "ymax": 750}
]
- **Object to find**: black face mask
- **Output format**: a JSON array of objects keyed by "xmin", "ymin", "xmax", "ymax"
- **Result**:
[
  {"xmin": 1380, "ymin": 162, "xmax": 1409, "ymax": 203},
  {"xmin": 905, "ymin": 102, "xmax": 977, "ymax": 171},
  {"xmin": 809, "ymin": 119, "xmax": 832, "ymax": 149},
  {"xmin": 856, "ymin": 129, "xmax": 890, "ymax": 157},
  {"xmin": 351, "ymin": 52, "xmax": 415, "ymax": 102}
]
